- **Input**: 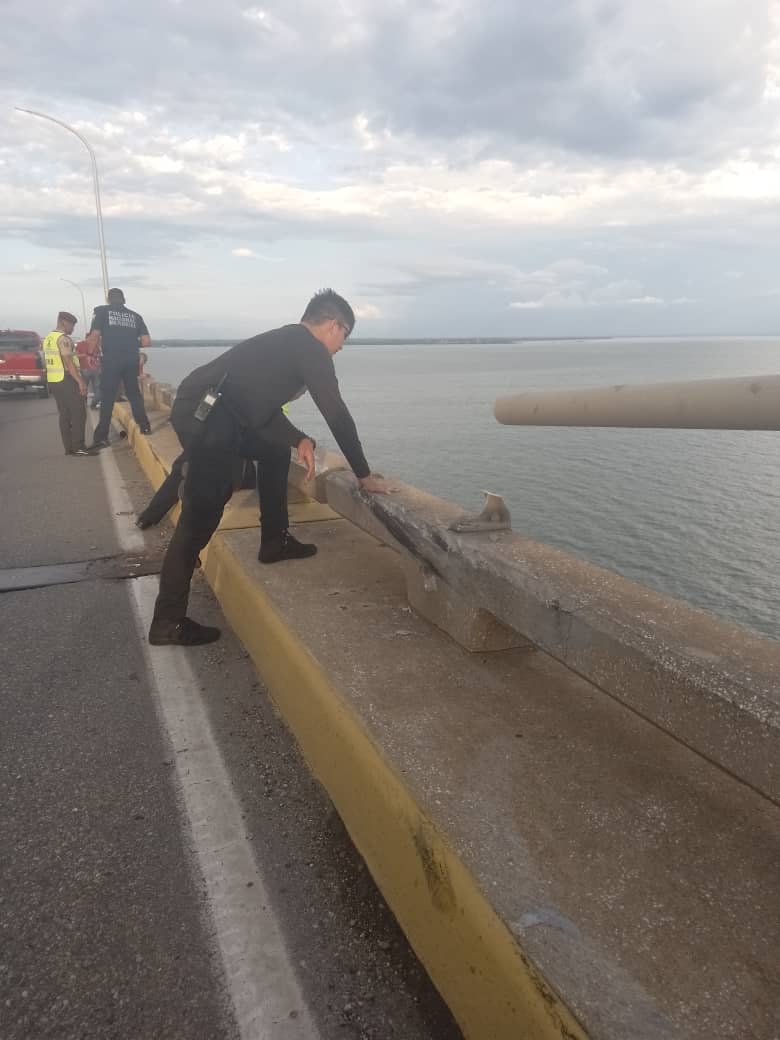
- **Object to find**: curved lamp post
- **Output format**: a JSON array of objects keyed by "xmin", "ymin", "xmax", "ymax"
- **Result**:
[
  {"xmin": 60, "ymin": 277, "xmax": 88, "ymax": 331},
  {"xmin": 16, "ymin": 106, "xmax": 110, "ymax": 299}
]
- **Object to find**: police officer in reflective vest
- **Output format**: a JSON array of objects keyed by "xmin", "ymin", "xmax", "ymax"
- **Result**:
[{"xmin": 42, "ymin": 311, "xmax": 92, "ymax": 457}]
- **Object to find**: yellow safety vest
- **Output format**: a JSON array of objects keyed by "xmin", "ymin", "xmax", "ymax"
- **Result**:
[{"xmin": 42, "ymin": 330, "xmax": 80, "ymax": 383}]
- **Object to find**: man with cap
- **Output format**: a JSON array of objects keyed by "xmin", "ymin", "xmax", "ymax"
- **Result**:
[
  {"xmin": 42, "ymin": 310, "xmax": 92, "ymax": 456},
  {"xmin": 87, "ymin": 288, "xmax": 152, "ymax": 448}
]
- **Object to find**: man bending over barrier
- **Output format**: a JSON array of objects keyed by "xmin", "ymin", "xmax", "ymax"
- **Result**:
[{"xmin": 148, "ymin": 288, "xmax": 394, "ymax": 647}]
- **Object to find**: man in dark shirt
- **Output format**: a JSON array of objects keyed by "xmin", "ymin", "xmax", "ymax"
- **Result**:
[
  {"xmin": 148, "ymin": 288, "xmax": 394, "ymax": 647},
  {"xmin": 88, "ymin": 287, "xmax": 152, "ymax": 447}
]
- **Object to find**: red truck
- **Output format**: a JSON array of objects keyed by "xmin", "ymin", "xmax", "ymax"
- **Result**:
[{"xmin": 0, "ymin": 329, "xmax": 48, "ymax": 397}]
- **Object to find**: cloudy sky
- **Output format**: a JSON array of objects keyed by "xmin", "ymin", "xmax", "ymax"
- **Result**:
[{"xmin": 2, "ymin": 0, "xmax": 780, "ymax": 338}]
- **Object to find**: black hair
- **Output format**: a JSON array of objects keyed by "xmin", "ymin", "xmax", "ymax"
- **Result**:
[
  {"xmin": 58, "ymin": 311, "xmax": 77, "ymax": 325},
  {"xmin": 300, "ymin": 288, "xmax": 355, "ymax": 333}
]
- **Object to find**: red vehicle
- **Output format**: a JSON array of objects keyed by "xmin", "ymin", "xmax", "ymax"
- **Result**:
[{"xmin": 0, "ymin": 329, "xmax": 48, "ymax": 397}]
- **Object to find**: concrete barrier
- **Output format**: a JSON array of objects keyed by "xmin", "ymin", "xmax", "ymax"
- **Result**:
[
  {"xmin": 324, "ymin": 473, "xmax": 780, "ymax": 805},
  {"xmin": 150, "ymin": 377, "xmax": 777, "ymax": 802}
]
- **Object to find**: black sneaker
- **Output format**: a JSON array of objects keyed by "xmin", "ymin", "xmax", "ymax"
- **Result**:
[
  {"xmin": 258, "ymin": 530, "xmax": 318, "ymax": 564},
  {"xmin": 139, "ymin": 424, "xmax": 152, "ymax": 435},
  {"xmin": 148, "ymin": 617, "xmax": 221, "ymax": 646},
  {"xmin": 90, "ymin": 439, "xmax": 109, "ymax": 450},
  {"xmin": 72, "ymin": 447, "xmax": 95, "ymax": 456}
]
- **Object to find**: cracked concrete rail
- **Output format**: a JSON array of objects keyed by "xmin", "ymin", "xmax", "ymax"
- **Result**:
[
  {"xmin": 324, "ymin": 472, "xmax": 780, "ymax": 806},
  {"xmin": 119, "ymin": 388, "xmax": 780, "ymax": 1040}
]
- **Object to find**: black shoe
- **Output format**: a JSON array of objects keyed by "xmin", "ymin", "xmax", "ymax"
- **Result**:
[
  {"xmin": 90, "ymin": 439, "xmax": 109, "ymax": 450},
  {"xmin": 258, "ymin": 530, "xmax": 318, "ymax": 564},
  {"xmin": 65, "ymin": 450, "xmax": 75, "ymax": 456},
  {"xmin": 148, "ymin": 617, "xmax": 221, "ymax": 646},
  {"xmin": 71, "ymin": 448, "xmax": 94, "ymax": 456},
  {"xmin": 90, "ymin": 402, "xmax": 100, "ymax": 410},
  {"xmin": 139, "ymin": 424, "xmax": 152, "ymax": 435}
]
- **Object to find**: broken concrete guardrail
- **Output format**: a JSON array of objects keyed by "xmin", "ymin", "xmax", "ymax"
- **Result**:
[
  {"xmin": 288, "ymin": 455, "xmax": 780, "ymax": 806},
  {"xmin": 142, "ymin": 374, "xmax": 780, "ymax": 803},
  {"xmin": 494, "ymin": 373, "xmax": 780, "ymax": 430}
]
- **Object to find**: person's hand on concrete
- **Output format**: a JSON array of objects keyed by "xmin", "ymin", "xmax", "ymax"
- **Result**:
[
  {"xmin": 296, "ymin": 436, "xmax": 316, "ymax": 481},
  {"xmin": 359, "ymin": 474, "xmax": 399, "ymax": 494}
]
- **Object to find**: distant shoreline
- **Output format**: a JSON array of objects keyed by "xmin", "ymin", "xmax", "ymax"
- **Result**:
[
  {"xmin": 152, "ymin": 333, "xmax": 779, "ymax": 348},
  {"xmin": 153, "ymin": 336, "xmax": 615, "ymax": 348}
]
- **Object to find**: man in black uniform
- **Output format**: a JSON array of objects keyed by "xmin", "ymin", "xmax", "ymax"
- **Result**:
[
  {"xmin": 88, "ymin": 287, "xmax": 152, "ymax": 448},
  {"xmin": 148, "ymin": 288, "xmax": 394, "ymax": 647}
]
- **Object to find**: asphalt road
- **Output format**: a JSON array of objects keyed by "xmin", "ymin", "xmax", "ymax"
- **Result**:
[{"xmin": 0, "ymin": 392, "xmax": 461, "ymax": 1040}]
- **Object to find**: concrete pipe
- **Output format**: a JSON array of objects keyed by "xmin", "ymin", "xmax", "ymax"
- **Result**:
[{"xmin": 494, "ymin": 373, "xmax": 780, "ymax": 431}]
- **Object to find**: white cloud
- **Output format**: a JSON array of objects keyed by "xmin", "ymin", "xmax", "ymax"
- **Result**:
[
  {"xmin": 136, "ymin": 154, "xmax": 184, "ymax": 174},
  {"xmin": 177, "ymin": 134, "xmax": 246, "ymax": 164},
  {"xmin": 353, "ymin": 113, "xmax": 392, "ymax": 152},
  {"xmin": 2, "ymin": 0, "xmax": 780, "ymax": 336},
  {"xmin": 508, "ymin": 266, "xmax": 685, "ymax": 310}
]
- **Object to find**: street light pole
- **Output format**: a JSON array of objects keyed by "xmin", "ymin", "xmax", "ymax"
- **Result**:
[
  {"xmin": 16, "ymin": 106, "xmax": 110, "ymax": 300},
  {"xmin": 60, "ymin": 277, "xmax": 88, "ymax": 331}
]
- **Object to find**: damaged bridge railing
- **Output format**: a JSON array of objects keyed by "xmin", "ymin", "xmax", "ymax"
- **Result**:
[{"xmin": 139, "ymin": 374, "xmax": 780, "ymax": 806}]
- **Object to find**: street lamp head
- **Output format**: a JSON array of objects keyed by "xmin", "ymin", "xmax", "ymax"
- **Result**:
[{"xmin": 59, "ymin": 277, "xmax": 88, "ymax": 330}]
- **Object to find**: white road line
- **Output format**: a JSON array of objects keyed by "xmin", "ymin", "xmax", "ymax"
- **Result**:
[
  {"xmin": 87, "ymin": 411, "xmax": 144, "ymax": 552},
  {"xmin": 98, "ymin": 425, "xmax": 318, "ymax": 1040}
]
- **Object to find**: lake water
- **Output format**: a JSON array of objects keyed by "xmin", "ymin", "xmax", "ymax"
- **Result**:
[{"xmin": 145, "ymin": 337, "xmax": 780, "ymax": 639}]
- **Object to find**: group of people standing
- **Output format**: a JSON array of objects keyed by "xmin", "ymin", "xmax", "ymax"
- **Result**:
[
  {"xmin": 46, "ymin": 286, "xmax": 394, "ymax": 649},
  {"xmin": 44, "ymin": 287, "xmax": 152, "ymax": 456}
]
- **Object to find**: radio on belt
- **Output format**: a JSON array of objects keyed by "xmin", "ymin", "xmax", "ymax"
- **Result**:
[{"xmin": 194, "ymin": 373, "xmax": 227, "ymax": 423}]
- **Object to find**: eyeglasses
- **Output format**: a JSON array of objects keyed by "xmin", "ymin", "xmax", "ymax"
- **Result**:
[{"xmin": 335, "ymin": 320, "xmax": 351, "ymax": 339}]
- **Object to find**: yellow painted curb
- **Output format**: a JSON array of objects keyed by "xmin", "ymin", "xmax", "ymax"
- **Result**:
[
  {"xmin": 205, "ymin": 534, "xmax": 588, "ymax": 1040},
  {"xmin": 119, "ymin": 403, "xmax": 588, "ymax": 1039}
]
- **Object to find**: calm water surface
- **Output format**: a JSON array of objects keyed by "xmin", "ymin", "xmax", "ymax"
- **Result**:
[{"xmin": 147, "ymin": 337, "xmax": 780, "ymax": 638}]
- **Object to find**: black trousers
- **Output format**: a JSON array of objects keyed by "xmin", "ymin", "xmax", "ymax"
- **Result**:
[
  {"xmin": 139, "ymin": 446, "xmax": 289, "ymax": 530},
  {"xmin": 152, "ymin": 411, "xmax": 292, "ymax": 623},
  {"xmin": 93, "ymin": 353, "xmax": 149, "ymax": 441},
  {"xmin": 51, "ymin": 375, "xmax": 86, "ymax": 452},
  {"xmin": 139, "ymin": 451, "xmax": 187, "ymax": 525}
]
